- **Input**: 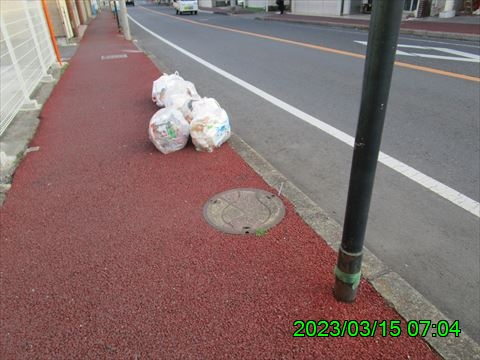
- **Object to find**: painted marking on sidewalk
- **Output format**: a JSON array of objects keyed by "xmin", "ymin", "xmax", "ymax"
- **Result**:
[
  {"xmin": 138, "ymin": 6, "xmax": 480, "ymax": 82},
  {"xmin": 129, "ymin": 15, "xmax": 480, "ymax": 218},
  {"xmin": 355, "ymin": 41, "xmax": 480, "ymax": 63},
  {"xmin": 101, "ymin": 54, "xmax": 128, "ymax": 60}
]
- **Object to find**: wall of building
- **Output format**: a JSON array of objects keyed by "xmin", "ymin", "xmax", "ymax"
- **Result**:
[
  {"xmin": 343, "ymin": 0, "xmax": 363, "ymax": 15},
  {"xmin": 75, "ymin": 0, "xmax": 87, "ymax": 23},
  {"xmin": 292, "ymin": 0, "xmax": 341, "ymax": 16},
  {"xmin": 199, "ymin": 0, "xmax": 214, "ymax": 7},
  {"xmin": 246, "ymin": 0, "xmax": 269, "ymax": 8},
  {"xmin": 243, "ymin": 0, "xmax": 289, "ymax": 9},
  {"xmin": 429, "ymin": 0, "xmax": 464, "ymax": 16},
  {"xmin": 46, "ymin": 0, "xmax": 66, "ymax": 37}
]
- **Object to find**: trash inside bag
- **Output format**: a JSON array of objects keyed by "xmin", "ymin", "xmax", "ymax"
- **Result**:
[
  {"xmin": 163, "ymin": 80, "xmax": 199, "ymax": 109},
  {"xmin": 180, "ymin": 98, "xmax": 197, "ymax": 124},
  {"xmin": 148, "ymin": 108, "xmax": 190, "ymax": 154},
  {"xmin": 189, "ymin": 98, "xmax": 231, "ymax": 152},
  {"xmin": 152, "ymin": 72, "xmax": 199, "ymax": 108}
]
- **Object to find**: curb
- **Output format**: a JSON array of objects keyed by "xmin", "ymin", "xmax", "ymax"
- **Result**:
[
  {"xmin": 211, "ymin": 10, "xmax": 253, "ymax": 16},
  {"xmin": 256, "ymin": 16, "xmax": 480, "ymax": 42},
  {"xmin": 228, "ymin": 134, "xmax": 480, "ymax": 360},
  {"xmin": 256, "ymin": 15, "xmax": 369, "ymax": 31}
]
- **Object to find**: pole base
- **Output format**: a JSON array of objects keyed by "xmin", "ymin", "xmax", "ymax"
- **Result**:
[{"xmin": 333, "ymin": 277, "xmax": 358, "ymax": 303}]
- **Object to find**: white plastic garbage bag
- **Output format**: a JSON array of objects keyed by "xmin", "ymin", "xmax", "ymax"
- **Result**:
[
  {"xmin": 148, "ymin": 108, "xmax": 190, "ymax": 154},
  {"xmin": 189, "ymin": 98, "xmax": 231, "ymax": 152},
  {"xmin": 152, "ymin": 72, "xmax": 200, "ymax": 108},
  {"xmin": 164, "ymin": 80, "xmax": 200, "ymax": 110},
  {"xmin": 152, "ymin": 72, "xmax": 184, "ymax": 107}
]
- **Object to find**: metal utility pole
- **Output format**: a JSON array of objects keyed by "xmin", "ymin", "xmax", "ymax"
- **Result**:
[
  {"xmin": 334, "ymin": 0, "xmax": 405, "ymax": 302},
  {"xmin": 113, "ymin": 1, "xmax": 120, "ymax": 31},
  {"xmin": 118, "ymin": 0, "xmax": 131, "ymax": 41}
]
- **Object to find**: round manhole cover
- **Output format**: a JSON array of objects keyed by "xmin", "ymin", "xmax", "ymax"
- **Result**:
[{"xmin": 203, "ymin": 188, "xmax": 285, "ymax": 235}]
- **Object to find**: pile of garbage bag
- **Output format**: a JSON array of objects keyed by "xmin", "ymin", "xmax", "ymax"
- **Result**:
[
  {"xmin": 150, "ymin": 72, "xmax": 231, "ymax": 154},
  {"xmin": 148, "ymin": 108, "xmax": 190, "ymax": 154},
  {"xmin": 152, "ymin": 72, "xmax": 200, "ymax": 109}
]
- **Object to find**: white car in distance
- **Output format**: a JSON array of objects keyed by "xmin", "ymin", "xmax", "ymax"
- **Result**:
[{"xmin": 173, "ymin": 0, "xmax": 198, "ymax": 15}]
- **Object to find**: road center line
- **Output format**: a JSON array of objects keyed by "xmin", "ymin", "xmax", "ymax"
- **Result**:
[
  {"xmin": 138, "ymin": 6, "xmax": 480, "ymax": 83},
  {"xmin": 129, "ymin": 15, "xmax": 480, "ymax": 218}
]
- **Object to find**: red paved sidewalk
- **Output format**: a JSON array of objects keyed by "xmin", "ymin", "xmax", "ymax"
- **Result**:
[{"xmin": 0, "ymin": 10, "xmax": 440, "ymax": 359}]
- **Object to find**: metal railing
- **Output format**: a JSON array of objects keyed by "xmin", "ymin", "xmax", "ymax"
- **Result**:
[{"xmin": 0, "ymin": 0, "xmax": 56, "ymax": 136}]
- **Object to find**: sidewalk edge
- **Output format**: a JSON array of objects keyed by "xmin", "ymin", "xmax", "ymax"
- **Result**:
[
  {"xmin": 255, "ymin": 16, "xmax": 480, "ymax": 42},
  {"xmin": 0, "ymin": 64, "xmax": 66, "ymax": 206},
  {"xmin": 228, "ymin": 133, "xmax": 480, "ymax": 360}
]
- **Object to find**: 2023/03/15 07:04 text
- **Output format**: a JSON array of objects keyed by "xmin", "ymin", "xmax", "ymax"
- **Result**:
[{"xmin": 293, "ymin": 320, "xmax": 461, "ymax": 337}]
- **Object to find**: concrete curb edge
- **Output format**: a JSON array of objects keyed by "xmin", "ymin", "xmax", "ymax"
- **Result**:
[{"xmin": 255, "ymin": 16, "xmax": 480, "ymax": 42}]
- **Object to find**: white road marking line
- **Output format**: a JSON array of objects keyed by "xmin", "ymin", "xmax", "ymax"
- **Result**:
[
  {"xmin": 356, "ymin": 41, "xmax": 480, "ymax": 62},
  {"xmin": 397, "ymin": 36, "xmax": 480, "ymax": 48},
  {"xmin": 129, "ymin": 15, "xmax": 480, "ymax": 217}
]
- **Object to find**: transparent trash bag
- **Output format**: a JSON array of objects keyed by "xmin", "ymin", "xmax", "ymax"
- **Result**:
[
  {"xmin": 190, "ymin": 98, "xmax": 231, "ymax": 152},
  {"xmin": 152, "ymin": 72, "xmax": 199, "ymax": 108},
  {"xmin": 148, "ymin": 108, "xmax": 190, "ymax": 154}
]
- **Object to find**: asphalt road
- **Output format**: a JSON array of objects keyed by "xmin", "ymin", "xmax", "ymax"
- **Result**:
[{"xmin": 126, "ymin": 4, "xmax": 480, "ymax": 341}]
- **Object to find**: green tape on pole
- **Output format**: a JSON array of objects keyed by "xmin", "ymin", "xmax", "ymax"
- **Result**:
[{"xmin": 334, "ymin": 266, "xmax": 361, "ymax": 290}]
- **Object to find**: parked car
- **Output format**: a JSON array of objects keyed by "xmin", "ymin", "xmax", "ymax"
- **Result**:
[
  {"xmin": 173, "ymin": 0, "xmax": 198, "ymax": 15},
  {"xmin": 126, "ymin": 0, "xmax": 135, "ymax": 6}
]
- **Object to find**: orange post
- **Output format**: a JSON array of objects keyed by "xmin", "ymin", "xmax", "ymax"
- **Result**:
[{"xmin": 41, "ymin": 0, "xmax": 62, "ymax": 66}]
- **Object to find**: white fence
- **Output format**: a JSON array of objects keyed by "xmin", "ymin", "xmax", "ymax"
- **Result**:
[{"xmin": 0, "ymin": 0, "xmax": 56, "ymax": 136}]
